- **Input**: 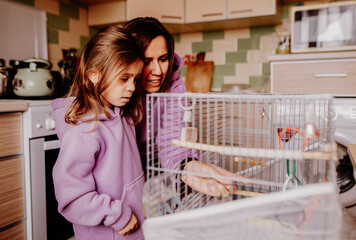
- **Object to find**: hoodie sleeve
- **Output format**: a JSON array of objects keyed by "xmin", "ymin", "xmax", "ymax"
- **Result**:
[
  {"xmin": 154, "ymin": 54, "xmax": 199, "ymax": 169},
  {"xmin": 52, "ymin": 130, "xmax": 132, "ymax": 232}
]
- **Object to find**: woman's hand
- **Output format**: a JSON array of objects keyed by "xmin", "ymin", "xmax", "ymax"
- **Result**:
[
  {"xmin": 181, "ymin": 160, "xmax": 245, "ymax": 197},
  {"xmin": 118, "ymin": 213, "xmax": 138, "ymax": 236}
]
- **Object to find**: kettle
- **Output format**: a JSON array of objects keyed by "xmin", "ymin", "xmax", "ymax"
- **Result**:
[{"xmin": 10, "ymin": 58, "xmax": 55, "ymax": 97}]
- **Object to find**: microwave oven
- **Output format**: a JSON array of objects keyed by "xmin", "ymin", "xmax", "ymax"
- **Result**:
[{"xmin": 291, "ymin": 1, "xmax": 356, "ymax": 53}]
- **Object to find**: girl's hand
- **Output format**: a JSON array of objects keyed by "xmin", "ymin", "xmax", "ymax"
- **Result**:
[
  {"xmin": 181, "ymin": 160, "xmax": 245, "ymax": 197},
  {"xmin": 118, "ymin": 213, "xmax": 138, "ymax": 236}
]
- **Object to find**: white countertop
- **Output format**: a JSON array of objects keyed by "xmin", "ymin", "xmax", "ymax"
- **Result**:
[
  {"xmin": 269, "ymin": 51, "xmax": 356, "ymax": 62},
  {"xmin": 0, "ymin": 99, "xmax": 29, "ymax": 112}
]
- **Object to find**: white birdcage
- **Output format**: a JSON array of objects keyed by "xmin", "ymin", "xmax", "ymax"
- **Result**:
[{"xmin": 142, "ymin": 93, "xmax": 341, "ymax": 240}]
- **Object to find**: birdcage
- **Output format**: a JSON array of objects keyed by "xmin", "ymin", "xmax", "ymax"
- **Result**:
[{"xmin": 142, "ymin": 93, "xmax": 341, "ymax": 240}]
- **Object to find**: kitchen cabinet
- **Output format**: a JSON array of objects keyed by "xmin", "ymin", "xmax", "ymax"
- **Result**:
[
  {"xmin": 227, "ymin": 0, "xmax": 276, "ymax": 19},
  {"xmin": 88, "ymin": 1, "xmax": 126, "ymax": 26},
  {"xmin": 269, "ymin": 51, "xmax": 356, "ymax": 95},
  {"xmin": 88, "ymin": 0, "xmax": 281, "ymax": 33},
  {"xmin": 127, "ymin": 0, "xmax": 184, "ymax": 24},
  {"xmin": 185, "ymin": 0, "xmax": 226, "ymax": 23},
  {"xmin": 0, "ymin": 113, "xmax": 25, "ymax": 239}
]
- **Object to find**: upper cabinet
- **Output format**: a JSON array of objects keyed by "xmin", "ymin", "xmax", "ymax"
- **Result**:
[
  {"xmin": 127, "ymin": 0, "xmax": 185, "ymax": 24},
  {"xmin": 88, "ymin": 1, "xmax": 126, "ymax": 26},
  {"xmin": 185, "ymin": 0, "xmax": 226, "ymax": 23},
  {"xmin": 88, "ymin": 0, "xmax": 281, "ymax": 33},
  {"xmin": 227, "ymin": 0, "xmax": 276, "ymax": 19}
]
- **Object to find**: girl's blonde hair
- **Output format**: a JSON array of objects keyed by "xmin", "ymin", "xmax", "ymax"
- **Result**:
[{"xmin": 65, "ymin": 25, "xmax": 144, "ymax": 125}]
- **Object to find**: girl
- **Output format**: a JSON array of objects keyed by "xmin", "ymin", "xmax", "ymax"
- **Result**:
[{"xmin": 51, "ymin": 25, "xmax": 145, "ymax": 240}]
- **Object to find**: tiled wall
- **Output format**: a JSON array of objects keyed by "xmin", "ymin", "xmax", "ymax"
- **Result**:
[
  {"xmin": 174, "ymin": 5, "xmax": 292, "ymax": 92},
  {"xmin": 9, "ymin": 0, "xmax": 345, "ymax": 92},
  {"xmin": 8, "ymin": 0, "xmax": 95, "ymax": 71}
]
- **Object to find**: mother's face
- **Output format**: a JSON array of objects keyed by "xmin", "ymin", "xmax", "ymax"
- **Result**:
[{"xmin": 142, "ymin": 35, "xmax": 169, "ymax": 93}]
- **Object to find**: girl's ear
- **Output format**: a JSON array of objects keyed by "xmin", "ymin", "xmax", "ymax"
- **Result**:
[{"xmin": 88, "ymin": 70, "xmax": 100, "ymax": 85}]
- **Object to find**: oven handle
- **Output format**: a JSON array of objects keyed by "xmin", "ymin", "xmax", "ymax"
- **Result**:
[{"xmin": 44, "ymin": 139, "xmax": 61, "ymax": 151}]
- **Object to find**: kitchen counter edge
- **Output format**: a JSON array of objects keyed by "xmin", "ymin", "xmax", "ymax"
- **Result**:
[
  {"xmin": 0, "ymin": 100, "xmax": 29, "ymax": 112},
  {"xmin": 269, "ymin": 51, "xmax": 356, "ymax": 62}
]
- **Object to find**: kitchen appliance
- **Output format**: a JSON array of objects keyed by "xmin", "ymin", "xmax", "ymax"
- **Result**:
[
  {"xmin": 0, "ymin": 1, "xmax": 48, "ymax": 64},
  {"xmin": 334, "ymin": 97, "xmax": 356, "ymax": 217},
  {"xmin": 10, "ymin": 58, "xmax": 55, "ymax": 97},
  {"xmin": 23, "ymin": 100, "xmax": 74, "ymax": 240},
  {"xmin": 290, "ymin": 1, "xmax": 356, "ymax": 53},
  {"xmin": 142, "ymin": 93, "xmax": 340, "ymax": 239}
]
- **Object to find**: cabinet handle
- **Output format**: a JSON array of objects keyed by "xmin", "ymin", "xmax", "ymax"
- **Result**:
[
  {"xmin": 44, "ymin": 139, "xmax": 60, "ymax": 151},
  {"xmin": 314, "ymin": 73, "xmax": 348, "ymax": 78},
  {"xmin": 230, "ymin": 9, "xmax": 253, "ymax": 14},
  {"xmin": 161, "ymin": 15, "xmax": 182, "ymax": 20},
  {"xmin": 202, "ymin": 12, "xmax": 223, "ymax": 17}
]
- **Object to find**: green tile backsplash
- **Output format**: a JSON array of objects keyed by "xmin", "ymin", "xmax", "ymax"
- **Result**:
[
  {"xmin": 59, "ymin": 2, "xmax": 79, "ymax": 20},
  {"xmin": 226, "ymin": 51, "xmax": 247, "ymax": 63},
  {"xmin": 250, "ymin": 26, "xmax": 275, "ymax": 37},
  {"xmin": 238, "ymin": 38, "xmax": 260, "ymax": 51},
  {"xmin": 213, "ymin": 65, "xmax": 235, "ymax": 77},
  {"xmin": 47, "ymin": 28, "xmax": 59, "ymax": 44},
  {"xmin": 47, "ymin": 13, "xmax": 70, "ymax": 31},
  {"xmin": 203, "ymin": 31, "xmax": 225, "ymax": 41},
  {"xmin": 192, "ymin": 41, "xmax": 213, "ymax": 54}
]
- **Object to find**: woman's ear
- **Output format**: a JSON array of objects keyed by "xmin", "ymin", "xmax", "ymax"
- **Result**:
[{"xmin": 88, "ymin": 70, "xmax": 100, "ymax": 86}]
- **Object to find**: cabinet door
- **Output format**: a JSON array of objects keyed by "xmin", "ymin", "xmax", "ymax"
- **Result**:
[
  {"xmin": 271, "ymin": 59, "xmax": 356, "ymax": 95},
  {"xmin": 88, "ymin": 1, "xmax": 126, "ymax": 26},
  {"xmin": 0, "ymin": 222, "xmax": 24, "ymax": 240},
  {"xmin": 127, "ymin": 0, "xmax": 184, "ymax": 23},
  {"xmin": 0, "ymin": 113, "xmax": 21, "ymax": 158},
  {"xmin": 0, "ymin": 156, "xmax": 24, "ymax": 229},
  {"xmin": 186, "ymin": 0, "xmax": 226, "ymax": 23},
  {"xmin": 227, "ymin": 0, "xmax": 276, "ymax": 19}
]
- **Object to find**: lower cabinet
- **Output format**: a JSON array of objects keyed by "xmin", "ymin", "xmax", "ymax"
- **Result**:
[
  {"xmin": 0, "ymin": 112, "xmax": 24, "ymax": 239},
  {"xmin": 270, "ymin": 53, "xmax": 356, "ymax": 95}
]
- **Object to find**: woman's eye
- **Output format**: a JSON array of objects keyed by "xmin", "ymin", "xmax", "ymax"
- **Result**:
[
  {"xmin": 121, "ymin": 77, "xmax": 128, "ymax": 81},
  {"xmin": 160, "ymin": 57, "xmax": 168, "ymax": 62}
]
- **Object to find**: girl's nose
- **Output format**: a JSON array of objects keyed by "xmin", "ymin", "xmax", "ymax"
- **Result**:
[
  {"xmin": 127, "ymin": 80, "xmax": 135, "ymax": 92},
  {"xmin": 151, "ymin": 60, "xmax": 162, "ymax": 75}
]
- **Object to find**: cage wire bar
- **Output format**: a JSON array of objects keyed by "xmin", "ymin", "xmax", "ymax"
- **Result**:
[{"xmin": 142, "ymin": 93, "xmax": 341, "ymax": 240}]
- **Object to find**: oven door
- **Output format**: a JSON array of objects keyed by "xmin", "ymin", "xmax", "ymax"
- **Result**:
[{"xmin": 29, "ymin": 136, "xmax": 74, "ymax": 240}]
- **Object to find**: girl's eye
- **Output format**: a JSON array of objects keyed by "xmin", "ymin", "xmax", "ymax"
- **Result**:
[
  {"xmin": 144, "ymin": 60, "xmax": 150, "ymax": 65},
  {"xmin": 121, "ymin": 77, "xmax": 128, "ymax": 82},
  {"xmin": 160, "ymin": 57, "xmax": 168, "ymax": 62}
]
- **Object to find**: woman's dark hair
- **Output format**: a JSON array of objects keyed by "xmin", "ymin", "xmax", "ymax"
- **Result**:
[
  {"xmin": 65, "ymin": 25, "xmax": 145, "ymax": 126},
  {"xmin": 123, "ymin": 17, "xmax": 175, "ymax": 93}
]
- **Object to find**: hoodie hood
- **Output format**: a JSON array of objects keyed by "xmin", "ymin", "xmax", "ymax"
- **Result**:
[
  {"xmin": 52, "ymin": 97, "xmax": 122, "ymax": 140},
  {"xmin": 171, "ymin": 53, "xmax": 184, "ymax": 86}
]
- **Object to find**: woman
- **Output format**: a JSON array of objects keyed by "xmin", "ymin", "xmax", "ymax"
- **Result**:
[
  {"xmin": 124, "ymin": 17, "xmax": 242, "ymax": 197},
  {"xmin": 124, "ymin": 17, "xmax": 194, "ymax": 171}
]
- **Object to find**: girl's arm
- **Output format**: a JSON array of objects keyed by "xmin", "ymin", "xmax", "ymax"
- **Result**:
[{"xmin": 52, "ymin": 131, "xmax": 132, "ymax": 232}]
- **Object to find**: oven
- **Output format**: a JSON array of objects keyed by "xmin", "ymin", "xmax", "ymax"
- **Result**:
[{"xmin": 23, "ymin": 100, "xmax": 74, "ymax": 240}]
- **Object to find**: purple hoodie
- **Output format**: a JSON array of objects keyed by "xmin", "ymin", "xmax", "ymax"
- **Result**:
[
  {"xmin": 52, "ymin": 98, "xmax": 144, "ymax": 240},
  {"xmin": 136, "ymin": 54, "xmax": 198, "ymax": 171}
]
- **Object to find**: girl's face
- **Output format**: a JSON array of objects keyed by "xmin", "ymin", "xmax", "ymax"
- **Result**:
[
  {"xmin": 142, "ymin": 35, "xmax": 169, "ymax": 93},
  {"xmin": 96, "ymin": 60, "xmax": 143, "ymax": 109}
]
